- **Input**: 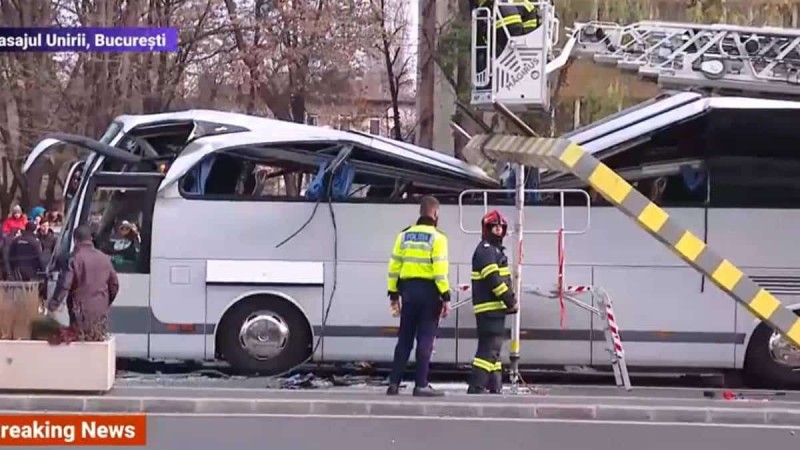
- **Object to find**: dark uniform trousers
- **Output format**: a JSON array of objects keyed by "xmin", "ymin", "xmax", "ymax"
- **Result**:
[
  {"xmin": 389, "ymin": 279, "xmax": 443, "ymax": 387},
  {"xmin": 470, "ymin": 317, "xmax": 506, "ymax": 392}
]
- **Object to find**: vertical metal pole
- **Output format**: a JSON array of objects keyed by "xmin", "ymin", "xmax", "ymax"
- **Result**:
[
  {"xmin": 510, "ymin": 163, "xmax": 525, "ymax": 392},
  {"xmin": 560, "ymin": 191, "xmax": 566, "ymax": 287}
]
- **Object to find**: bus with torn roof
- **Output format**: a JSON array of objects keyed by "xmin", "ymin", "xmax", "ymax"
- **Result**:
[{"xmin": 23, "ymin": 96, "xmax": 800, "ymax": 388}]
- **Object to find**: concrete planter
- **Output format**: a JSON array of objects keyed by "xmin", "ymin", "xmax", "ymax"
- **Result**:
[{"xmin": 0, "ymin": 336, "xmax": 115, "ymax": 392}]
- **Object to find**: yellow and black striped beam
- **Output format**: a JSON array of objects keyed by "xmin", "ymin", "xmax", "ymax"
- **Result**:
[{"xmin": 464, "ymin": 134, "xmax": 800, "ymax": 348}]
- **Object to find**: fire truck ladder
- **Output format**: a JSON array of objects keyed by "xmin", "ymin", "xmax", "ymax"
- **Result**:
[
  {"xmin": 559, "ymin": 20, "xmax": 800, "ymax": 99},
  {"xmin": 471, "ymin": 1, "xmax": 800, "ymax": 112}
]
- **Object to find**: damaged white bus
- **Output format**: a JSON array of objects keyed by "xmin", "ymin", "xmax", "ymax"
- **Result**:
[{"xmin": 24, "ymin": 93, "xmax": 800, "ymax": 388}]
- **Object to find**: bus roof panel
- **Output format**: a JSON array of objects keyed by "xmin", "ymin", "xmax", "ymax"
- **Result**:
[
  {"xmin": 158, "ymin": 129, "xmax": 499, "ymax": 192},
  {"xmin": 562, "ymin": 93, "xmax": 800, "ymax": 156},
  {"xmin": 562, "ymin": 91, "xmax": 704, "ymax": 146},
  {"xmin": 113, "ymin": 109, "xmax": 497, "ymax": 186}
]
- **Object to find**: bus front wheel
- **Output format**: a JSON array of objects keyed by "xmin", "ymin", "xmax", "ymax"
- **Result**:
[
  {"xmin": 743, "ymin": 310, "xmax": 800, "ymax": 390},
  {"xmin": 217, "ymin": 296, "xmax": 312, "ymax": 375}
]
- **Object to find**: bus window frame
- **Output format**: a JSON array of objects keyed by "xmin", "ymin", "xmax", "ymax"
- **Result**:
[{"xmin": 79, "ymin": 172, "xmax": 164, "ymax": 274}]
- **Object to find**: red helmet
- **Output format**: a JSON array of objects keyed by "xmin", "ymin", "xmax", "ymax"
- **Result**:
[{"xmin": 481, "ymin": 209, "xmax": 508, "ymax": 239}]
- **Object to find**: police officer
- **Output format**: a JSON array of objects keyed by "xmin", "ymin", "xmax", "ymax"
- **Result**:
[
  {"xmin": 468, "ymin": 210, "xmax": 518, "ymax": 394},
  {"xmin": 386, "ymin": 195, "xmax": 450, "ymax": 397},
  {"xmin": 4, "ymin": 222, "xmax": 45, "ymax": 281}
]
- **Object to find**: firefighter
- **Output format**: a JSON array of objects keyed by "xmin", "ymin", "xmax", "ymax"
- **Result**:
[
  {"xmin": 471, "ymin": 0, "xmax": 542, "ymax": 89},
  {"xmin": 467, "ymin": 210, "xmax": 519, "ymax": 394},
  {"xmin": 386, "ymin": 195, "xmax": 451, "ymax": 397}
]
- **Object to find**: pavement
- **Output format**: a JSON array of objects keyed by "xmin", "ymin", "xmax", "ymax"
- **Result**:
[
  {"xmin": 1, "ymin": 383, "xmax": 799, "ymax": 427},
  {"xmin": 15, "ymin": 415, "xmax": 800, "ymax": 450}
]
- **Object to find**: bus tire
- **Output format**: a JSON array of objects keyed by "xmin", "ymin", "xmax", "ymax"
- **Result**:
[
  {"xmin": 217, "ymin": 296, "xmax": 312, "ymax": 375},
  {"xmin": 743, "ymin": 311, "xmax": 800, "ymax": 390}
]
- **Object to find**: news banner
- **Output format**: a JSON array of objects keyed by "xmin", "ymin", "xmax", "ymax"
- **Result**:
[
  {"xmin": 0, "ymin": 415, "xmax": 146, "ymax": 446},
  {"xmin": 0, "ymin": 27, "xmax": 178, "ymax": 52}
]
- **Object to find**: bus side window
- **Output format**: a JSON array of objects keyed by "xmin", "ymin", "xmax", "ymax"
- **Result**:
[{"xmin": 180, "ymin": 152, "xmax": 318, "ymax": 200}]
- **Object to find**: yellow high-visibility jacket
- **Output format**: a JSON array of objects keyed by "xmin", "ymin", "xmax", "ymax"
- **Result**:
[{"xmin": 387, "ymin": 222, "xmax": 450, "ymax": 296}]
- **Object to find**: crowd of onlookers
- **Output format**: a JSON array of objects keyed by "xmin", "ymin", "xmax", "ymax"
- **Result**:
[
  {"xmin": 0, "ymin": 201, "xmax": 121, "ymax": 343},
  {"xmin": 1, "ymin": 203, "xmax": 64, "ymax": 281}
]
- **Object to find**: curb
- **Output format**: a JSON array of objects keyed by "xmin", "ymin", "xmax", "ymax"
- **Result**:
[{"xmin": 0, "ymin": 395, "xmax": 798, "ymax": 426}]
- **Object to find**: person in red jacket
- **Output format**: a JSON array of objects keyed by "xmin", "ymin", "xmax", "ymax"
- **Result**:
[{"xmin": 3, "ymin": 205, "xmax": 28, "ymax": 236}]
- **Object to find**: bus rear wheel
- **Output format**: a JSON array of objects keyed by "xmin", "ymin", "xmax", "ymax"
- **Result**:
[
  {"xmin": 217, "ymin": 296, "xmax": 312, "ymax": 375},
  {"xmin": 743, "ymin": 310, "xmax": 800, "ymax": 389}
]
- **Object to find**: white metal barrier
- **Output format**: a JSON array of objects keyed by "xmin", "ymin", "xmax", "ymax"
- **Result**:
[{"xmin": 457, "ymin": 188, "xmax": 592, "ymax": 235}]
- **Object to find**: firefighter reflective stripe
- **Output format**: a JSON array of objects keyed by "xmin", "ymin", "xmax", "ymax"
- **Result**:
[
  {"xmin": 518, "ymin": 0, "xmax": 535, "ymax": 12},
  {"xmin": 473, "ymin": 264, "xmax": 511, "ymax": 294},
  {"xmin": 386, "ymin": 224, "xmax": 450, "ymax": 294},
  {"xmin": 495, "ymin": 14, "xmax": 522, "ymax": 29},
  {"xmin": 472, "ymin": 263, "xmax": 500, "ymax": 279},
  {"xmin": 514, "ymin": 0, "xmax": 539, "ymax": 30},
  {"xmin": 473, "ymin": 358, "xmax": 502, "ymax": 372},
  {"xmin": 492, "ymin": 283, "xmax": 509, "ymax": 296},
  {"xmin": 474, "ymin": 301, "xmax": 507, "ymax": 313}
]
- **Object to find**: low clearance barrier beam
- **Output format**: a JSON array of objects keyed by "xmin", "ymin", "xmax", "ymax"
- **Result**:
[{"xmin": 463, "ymin": 134, "xmax": 800, "ymax": 348}]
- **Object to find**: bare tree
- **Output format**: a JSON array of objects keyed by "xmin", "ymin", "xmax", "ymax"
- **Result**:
[
  {"xmin": 0, "ymin": 0, "xmax": 230, "ymax": 210},
  {"xmin": 224, "ymin": 0, "xmax": 370, "ymax": 121},
  {"xmin": 223, "ymin": 0, "xmax": 371, "ymax": 194},
  {"xmin": 368, "ymin": 0, "xmax": 414, "ymax": 140}
]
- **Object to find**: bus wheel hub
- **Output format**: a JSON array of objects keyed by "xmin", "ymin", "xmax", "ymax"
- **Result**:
[
  {"xmin": 239, "ymin": 311, "xmax": 289, "ymax": 360},
  {"xmin": 768, "ymin": 331, "xmax": 800, "ymax": 368}
]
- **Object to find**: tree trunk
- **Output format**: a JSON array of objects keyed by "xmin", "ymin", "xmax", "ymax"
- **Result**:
[{"xmin": 416, "ymin": 0, "xmax": 436, "ymax": 148}]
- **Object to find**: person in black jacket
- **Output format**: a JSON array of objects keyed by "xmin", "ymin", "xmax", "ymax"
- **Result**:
[
  {"xmin": 4, "ymin": 222, "xmax": 45, "ymax": 282},
  {"xmin": 467, "ymin": 209, "xmax": 519, "ymax": 394},
  {"xmin": 36, "ymin": 220, "xmax": 58, "ymax": 266}
]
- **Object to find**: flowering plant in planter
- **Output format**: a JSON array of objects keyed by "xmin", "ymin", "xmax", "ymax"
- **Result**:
[{"xmin": 0, "ymin": 281, "xmax": 109, "ymax": 344}]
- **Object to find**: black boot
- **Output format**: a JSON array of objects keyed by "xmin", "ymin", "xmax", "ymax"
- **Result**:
[
  {"xmin": 467, "ymin": 385, "xmax": 487, "ymax": 394},
  {"xmin": 487, "ymin": 371, "xmax": 503, "ymax": 394},
  {"xmin": 413, "ymin": 385, "xmax": 444, "ymax": 397},
  {"xmin": 386, "ymin": 384, "xmax": 400, "ymax": 396}
]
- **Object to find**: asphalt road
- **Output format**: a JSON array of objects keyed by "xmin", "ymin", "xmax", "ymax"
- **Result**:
[{"xmin": 48, "ymin": 415, "xmax": 800, "ymax": 450}]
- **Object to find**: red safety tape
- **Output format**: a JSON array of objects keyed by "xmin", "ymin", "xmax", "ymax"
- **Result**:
[{"xmin": 557, "ymin": 228, "xmax": 566, "ymax": 329}]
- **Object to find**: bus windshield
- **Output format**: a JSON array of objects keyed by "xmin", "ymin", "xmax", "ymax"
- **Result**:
[{"xmin": 49, "ymin": 121, "xmax": 124, "ymax": 270}]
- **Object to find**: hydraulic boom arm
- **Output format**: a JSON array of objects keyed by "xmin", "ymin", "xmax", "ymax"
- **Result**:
[
  {"xmin": 471, "ymin": 2, "xmax": 800, "ymax": 111},
  {"xmin": 554, "ymin": 20, "xmax": 800, "ymax": 97}
]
